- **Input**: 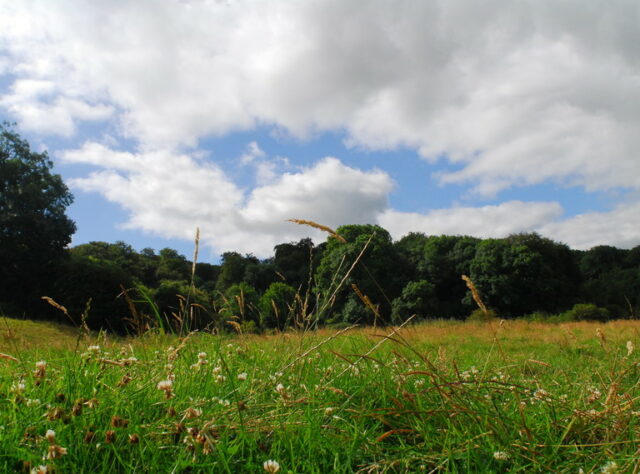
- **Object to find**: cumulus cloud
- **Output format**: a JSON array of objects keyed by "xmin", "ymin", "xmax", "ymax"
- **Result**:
[
  {"xmin": 379, "ymin": 201, "xmax": 564, "ymax": 240},
  {"xmin": 1, "ymin": 1, "xmax": 639, "ymax": 193},
  {"xmin": 3, "ymin": 1, "xmax": 640, "ymax": 252},
  {"xmin": 540, "ymin": 201, "xmax": 640, "ymax": 250},
  {"xmin": 61, "ymin": 145, "xmax": 393, "ymax": 256}
]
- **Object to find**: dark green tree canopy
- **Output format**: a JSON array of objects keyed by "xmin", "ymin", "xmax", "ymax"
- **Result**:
[{"xmin": 0, "ymin": 123, "xmax": 76, "ymax": 310}]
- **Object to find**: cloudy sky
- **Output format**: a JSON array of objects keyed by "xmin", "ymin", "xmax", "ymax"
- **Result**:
[{"xmin": 1, "ymin": 0, "xmax": 639, "ymax": 260}]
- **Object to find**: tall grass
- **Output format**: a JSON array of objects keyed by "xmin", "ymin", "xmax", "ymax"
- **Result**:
[{"xmin": 1, "ymin": 318, "xmax": 640, "ymax": 472}]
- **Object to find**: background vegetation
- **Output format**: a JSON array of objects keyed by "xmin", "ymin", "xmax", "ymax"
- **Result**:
[{"xmin": 2, "ymin": 122, "xmax": 639, "ymax": 334}]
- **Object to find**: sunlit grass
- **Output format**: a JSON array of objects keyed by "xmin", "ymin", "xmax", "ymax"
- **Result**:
[{"xmin": 1, "ymin": 319, "xmax": 640, "ymax": 472}]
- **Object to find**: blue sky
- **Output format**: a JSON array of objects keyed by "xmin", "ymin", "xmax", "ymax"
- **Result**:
[{"xmin": 1, "ymin": 1, "xmax": 639, "ymax": 262}]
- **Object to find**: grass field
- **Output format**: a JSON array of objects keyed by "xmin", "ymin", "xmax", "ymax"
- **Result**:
[{"xmin": 1, "ymin": 317, "xmax": 640, "ymax": 473}]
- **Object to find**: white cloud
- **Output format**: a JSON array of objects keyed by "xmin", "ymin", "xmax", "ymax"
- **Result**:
[
  {"xmin": 61, "ymin": 144, "xmax": 393, "ymax": 256},
  {"xmin": 3, "ymin": 1, "xmax": 640, "ymax": 253},
  {"xmin": 379, "ymin": 201, "xmax": 564, "ymax": 241},
  {"xmin": 60, "ymin": 142, "xmax": 640, "ymax": 254},
  {"xmin": 0, "ymin": 79, "xmax": 114, "ymax": 136},
  {"xmin": 239, "ymin": 142, "xmax": 265, "ymax": 165},
  {"xmin": 1, "ymin": 1, "xmax": 639, "ymax": 195},
  {"xmin": 540, "ymin": 201, "xmax": 640, "ymax": 250}
]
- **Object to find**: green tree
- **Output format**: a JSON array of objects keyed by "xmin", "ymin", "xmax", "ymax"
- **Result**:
[
  {"xmin": 259, "ymin": 282, "xmax": 297, "ymax": 330},
  {"xmin": 218, "ymin": 282, "xmax": 260, "ymax": 326},
  {"xmin": 469, "ymin": 233, "xmax": 579, "ymax": 317},
  {"xmin": 274, "ymin": 238, "xmax": 320, "ymax": 293},
  {"xmin": 156, "ymin": 248, "xmax": 190, "ymax": 282},
  {"xmin": 391, "ymin": 280, "xmax": 437, "ymax": 324},
  {"xmin": 0, "ymin": 123, "xmax": 76, "ymax": 313},
  {"xmin": 51, "ymin": 253, "xmax": 132, "ymax": 332},
  {"xmin": 315, "ymin": 224, "xmax": 403, "ymax": 324},
  {"xmin": 215, "ymin": 252, "xmax": 259, "ymax": 292},
  {"xmin": 421, "ymin": 235, "xmax": 479, "ymax": 317}
]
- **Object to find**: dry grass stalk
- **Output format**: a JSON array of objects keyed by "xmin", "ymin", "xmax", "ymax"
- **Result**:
[
  {"xmin": 328, "ymin": 314, "xmax": 416, "ymax": 384},
  {"xmin": 351, "ymin": 284, "xmax": 381, "ymax": 328},
  {"xmin": 279, "ymin": 324, "xmax": 357, "ymax": 374},
  {"xmin": 318, "ymin": 233, "xmax": 375, "ymax": 317},
  {"xmin": 190, "ymin": 227, "xmax": 200, "ymax": 289},
  {"xmin": 226, "ymin": 320, "xmax": 242, "ymax": 334},
  {"xmin": 121, "ymin": 285, "xmax": 149, "ymax": 336},
  {"xmin": 596, "ymin": 327, "xmax": 607, "ymax": 348},
  {"xmin": 41, "ymin": 296, "xmax": 77, "ymax": 326},
  {"xmin": 288, "ymin": 219, "xmax": 347, "ymax": 243},
  {"xmin": 461, "ymin": 275, "xmax": 489, "ymax": 317},
  {"xmin": 0, "ymin": 352, "xmax": 19, "ymax": 362}
]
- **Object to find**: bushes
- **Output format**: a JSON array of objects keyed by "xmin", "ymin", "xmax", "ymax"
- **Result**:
[
  {"xmin": 562, "ymin": 303, "xmax": 611, "ymax": 322},
  {"xmin": 467, "ymin": 308, "xmax": 497, "ymax": 322},
  {"xmin": 521, "ymin": 304, "xmax": 612, "ymax": 323}
]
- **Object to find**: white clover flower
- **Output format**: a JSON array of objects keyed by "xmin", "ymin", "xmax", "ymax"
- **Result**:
[
  {"xmin": 237, "ymin": 372, "xmax": 248, "ymax": 381},
  {"xmin": 533, "ymin": 388, "xmax": 550, "ymax": 401},
  {"xmin": 157, "ymin": 380, "xmax": 174, "ymax": 398},
  {"xmin": 87, "ymin": 345, "xmax": 101, "ymax": 354},
  {"xmin": 275, "ymin": 383, "xmax": 286, "ymax": 394},
  {"xmin": 263, "ymin": 459, "xmax": 280, "ymax": 473},
  {"xmin": 45, "ymin": 429, "xmax": 56, "ymax": 443},
  {"xmin": 600, "ymin": 461, "xmax": 618, "ymax": 473},
  {"xmin": 324, "ymin": 407, "xmax": 335, "ymax": 416},
  {"xmin": 493, "ymin": 451, "xmax": 509, "ymax": 461}
]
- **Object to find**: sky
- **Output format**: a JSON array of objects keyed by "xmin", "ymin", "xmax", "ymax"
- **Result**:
[{"xmin": 1, "ymin": 0, "xmax": 639, "ymax": 262}]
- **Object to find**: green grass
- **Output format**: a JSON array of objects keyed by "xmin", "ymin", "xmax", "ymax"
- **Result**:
[{"xmin": 1, "ymin": 318, "xmax": 640, "ymax": 472}]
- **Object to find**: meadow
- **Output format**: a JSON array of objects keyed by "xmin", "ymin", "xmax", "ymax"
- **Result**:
[{"xmin": 1, "ymin": 317, "xmax": 640, "ymax": 473}]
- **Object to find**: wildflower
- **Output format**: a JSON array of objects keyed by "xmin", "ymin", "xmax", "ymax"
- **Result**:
[
  {"xmin": 324, "ymin": 407, "xmax": 335, "ymax": 416},
  {"xmin": 83, "ymin": 431, "xmax": 95, "ymax": 443},
  {"xmin": 45, "ymin": 430, "xmax": 56, "ymax": 444},
  {"xmin": 47, "ymin": 445, "xmax": 67, "ymax": 460},
  {"xmin": 128, "ymin": 434, "xmax": 140, "ymax": 444},
  {"xmin": 87, "ymin": 345, "xmax": 101, "ymax": 354},
  {"xmin": 122, "ymin": 356, "xmax": 138, "ymax": 366},
  {"xmin": 105, "ymin": 430, "xmax": 116, "ymax": 443},
  {"xmin": 600, "ymin": 461, "xmax": 618, "ymax": 473},
  {"xmin": 111, "ymin": 415, "xmax": 129, "ymax": 428},
  {"xmin": 30, "ymin": 465, "xmax": 48, "ymax": 474},
  {"xmin": 191, "ymin": 352, "xmax": 209, "ymax": 370},
  {"xmin": 84, "ymin": 398, "xmax": 99, "ymax": 409},
  {"xmin": 237, "ymin": 372, "xmax": 248, "ymax": 381},
  {"xmin": 627, "ymin": 341, "xmax": 634, "ymax": 357},
  {"xmin": 493, "ymin": 451, "xmax": 509, "ymax": 461},
  {"xmin": 587, "ymin": 387, "xmax": 602, "ymax": 403},
  {"xmin": 34, "ymin": 361, "xmax": 47, "ymax": 378},
  {"xmin": 183, "ymin": 407, "xmax": 202, "ymax": 419},
  {"xmin": 157, "ymin": 380, "xmax": 174, "ymax": 398},
  {"xmin": 533, "ymin": 388, "xmax": 550, "ymax": 401},
  {"xmin": 263, "ymin": 459, "xmax": 280, "ymax": 473}
]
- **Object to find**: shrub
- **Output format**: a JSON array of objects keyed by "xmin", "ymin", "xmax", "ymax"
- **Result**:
[
  {"xmin": 562, "ymin": 303, "xmax": 610, "ymax": 322},
  {"xmin": 467, "ymin": 308, "xmax": 497, "ymax": 322}
]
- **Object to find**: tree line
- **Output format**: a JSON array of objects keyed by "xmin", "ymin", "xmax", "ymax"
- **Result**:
[{"xmin": 2, "ymin": 122, "xmax": 639, "ymax": 333}]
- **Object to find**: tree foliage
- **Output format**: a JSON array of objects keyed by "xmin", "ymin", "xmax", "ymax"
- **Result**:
[
  {"xmin": 0, "ymin": 123, "xmax": 76, "ymax": 312},
  {"xmin": 1, "ymin": 129, "xmax": 636, "ymax": 331}
]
